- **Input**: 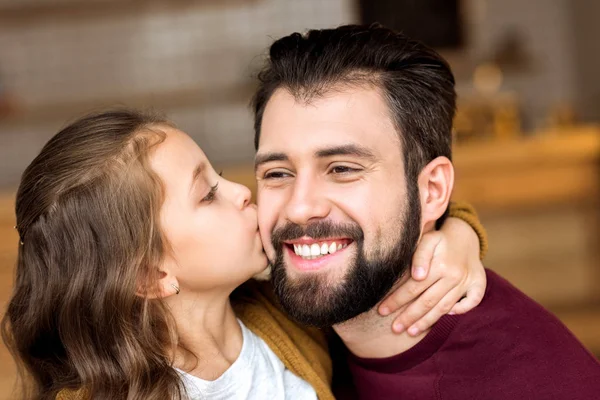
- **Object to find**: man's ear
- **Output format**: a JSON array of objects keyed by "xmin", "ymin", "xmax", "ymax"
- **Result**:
[
  {"xmin": 417, "ymin": 156, "xmax": 454, "ymax": 231},
  {"xmin": 136, "ymin": 264, "xmax": 180, "ymax": 299}
]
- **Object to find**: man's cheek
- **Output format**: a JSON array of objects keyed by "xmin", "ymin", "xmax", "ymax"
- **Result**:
[
  {"xmin": 256, "ymin": 212, "xmax": 269, "ymax": 240},
  {"xmin": 258, "ymin": 229, "xmax": 276, "ymax": 257},
  {"xmin": 263, "ymin": 242, "xmax": 277, "ymax": 265}
]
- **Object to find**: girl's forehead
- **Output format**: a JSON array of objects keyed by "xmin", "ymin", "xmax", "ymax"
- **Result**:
[{"xmin": 152, "ymin": 128, "xmax": 208, "ymax": 169}]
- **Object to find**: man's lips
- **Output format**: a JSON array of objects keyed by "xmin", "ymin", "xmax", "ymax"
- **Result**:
[
  {"xmin": 283, "ymin": 236, "xmax": 353, "ymax": 245},
  {"xmin": 282, "ymin": 238, "xmax": 354, "ymax": 271},
  {"xmin": 283, "ymin": 237, "xmax": 353, "ymax": 259}
]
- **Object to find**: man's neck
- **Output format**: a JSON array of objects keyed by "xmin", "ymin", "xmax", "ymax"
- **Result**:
[{"xmin": 333, "ymin": 307, "xmax": 430, "ymax": 359}]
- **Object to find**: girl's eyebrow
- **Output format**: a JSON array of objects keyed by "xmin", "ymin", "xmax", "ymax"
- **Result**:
[{"xmin": 189, "ymin": 162, "xmax": 206, "ymax": 194}]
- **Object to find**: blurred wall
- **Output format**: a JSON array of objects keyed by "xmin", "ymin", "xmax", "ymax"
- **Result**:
[
  {"xmin": 0, "ymin": 0, "xmax": 355, "ymax": 188},
  {"xmin": 456, "ymin": 0, "xmax": 577, "ymax": 128},
  {"xmin": 1, "ymin": 0, "xmax": 599, "ymax": 188},
  {"xmin": 570, "ymin": 0, "xmax": 600, "ymax": 122}
]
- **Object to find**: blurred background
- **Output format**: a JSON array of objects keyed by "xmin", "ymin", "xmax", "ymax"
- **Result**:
[{"xmin": 0, "ymin": 0, "xmax": 599, "ymax": 396}]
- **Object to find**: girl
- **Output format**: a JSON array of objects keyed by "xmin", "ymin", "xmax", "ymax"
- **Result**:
[{"xmin": 2, "ymin": 109, "xmax": 486, "ymax": 399}]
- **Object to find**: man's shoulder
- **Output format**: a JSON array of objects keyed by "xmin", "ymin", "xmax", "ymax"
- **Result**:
[
  {"xmin": 464, "ymin": 269, "xmax": 584, "ymax": 327},
  {"xmin": 436, "ymin": 268, "xmax": 600, "ymax": 397},
  {"xmin": 450, "ymin": 268, "xmax": 596, "ymax": 352},
  {"xmin": 460, "ymin": 268, "xmax": 573, "ymax": 325}
]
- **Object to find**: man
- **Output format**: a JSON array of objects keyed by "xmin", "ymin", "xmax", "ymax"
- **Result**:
[{"xmin": 252, "ymin": 24, "xmax": 600, "ymax": 399}]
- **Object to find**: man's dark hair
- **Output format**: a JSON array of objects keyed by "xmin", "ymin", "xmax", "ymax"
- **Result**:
[{"xmin": 252, "ymin": 23, "xmax": 456, "ymax": 183}]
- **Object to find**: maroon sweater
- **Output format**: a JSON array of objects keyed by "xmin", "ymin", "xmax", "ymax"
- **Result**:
[{"xmin": 332, "ymin": 269, "xmax": 600, "ymax": 400}]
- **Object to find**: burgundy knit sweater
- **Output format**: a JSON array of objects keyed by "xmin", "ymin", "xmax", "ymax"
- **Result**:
[{"xmin": 332, "ymin": 269, "xmax": 600, "ymax": 400}]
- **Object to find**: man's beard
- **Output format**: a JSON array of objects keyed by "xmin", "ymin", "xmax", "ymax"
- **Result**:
[{"xmin": 269, "ymin": 183, "xmax": 422, "ymax": 328}]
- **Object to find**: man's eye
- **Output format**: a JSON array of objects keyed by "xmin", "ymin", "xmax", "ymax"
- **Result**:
[
  {"xmin": 330, "ymin": 165, "xmax": 360, "ymax": 174},
  {"xmin": 264, "ymin": 171, "xmax": 292, "ymax": 179}
]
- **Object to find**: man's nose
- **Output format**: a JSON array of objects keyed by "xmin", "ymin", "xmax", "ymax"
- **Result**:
[{"xmin": 284, "ymin": 175, "xmax": 330, "ymax": 226}]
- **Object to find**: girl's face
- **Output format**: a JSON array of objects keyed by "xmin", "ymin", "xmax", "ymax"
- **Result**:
[{"xmin": 150, "ymin": 125, "xmax": 267, "ymax": 294}]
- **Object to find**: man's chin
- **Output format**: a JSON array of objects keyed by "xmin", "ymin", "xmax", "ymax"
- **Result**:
[
  {"xmin": 270, "ymin": 237, "xmax": 413, "ymax": 327},
  {"xmin": 275, "ymin": 281, "xmax": 350, "ymax": 326},
  {"xmin": 271, "ymin": 264, "xmax": 366, "ymax": 327}
]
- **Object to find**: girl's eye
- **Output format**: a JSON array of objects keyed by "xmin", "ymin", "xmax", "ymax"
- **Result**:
[{"xmin": 201, "ymin": 183, "xmax": 219, "ymax": 203}]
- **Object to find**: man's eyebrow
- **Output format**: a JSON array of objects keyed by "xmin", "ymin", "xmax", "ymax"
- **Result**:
[
  {"xmin": 315, "ymin": 144, "xmax": 377, "ymax": 160},
  {"xmin": 254, "ymin": 152, "xmax": 288, "ymax": 172},
  {"xmin": 189, "ymin": 162, "xmax": 205, "ymax": 193}
]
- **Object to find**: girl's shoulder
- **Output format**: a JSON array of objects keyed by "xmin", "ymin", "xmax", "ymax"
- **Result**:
[{"xmin": 231, "ymin": 278, "xmax": 335, "ymax": 400}]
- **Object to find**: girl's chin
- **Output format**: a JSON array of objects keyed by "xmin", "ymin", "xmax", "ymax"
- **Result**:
[{"xmin": 252, "ymin": 264, "xmax": 271, "ymax": 281}]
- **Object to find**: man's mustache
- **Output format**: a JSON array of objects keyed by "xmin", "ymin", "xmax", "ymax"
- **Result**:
[{"xmin": 270, "ymin": 221, "xmax": 364, "ymax": 250}]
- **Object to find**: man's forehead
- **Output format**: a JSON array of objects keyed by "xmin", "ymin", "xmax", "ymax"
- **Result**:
[{"xmin": 258, "ymin": 86, "xmax": 399, "ymax": 150}]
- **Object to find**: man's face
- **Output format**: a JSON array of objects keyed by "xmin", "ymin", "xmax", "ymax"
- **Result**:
[{"xmin": 255, "ymin": 86, "xmax": 422, "ymax": 327}]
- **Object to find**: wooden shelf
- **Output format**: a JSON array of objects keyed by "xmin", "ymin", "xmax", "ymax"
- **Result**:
[
  {"xmin": 552, "ymin": 304, "xmax": 600, "ymax": 356},
  {"xmin": 452, "ymin": 126, "xmax": 600, "ymax": 212}
]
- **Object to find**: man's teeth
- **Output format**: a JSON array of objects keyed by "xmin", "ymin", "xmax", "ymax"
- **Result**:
[{"xmin": 292, "ymin": 241, "xmax": 348, "ymax": 259}]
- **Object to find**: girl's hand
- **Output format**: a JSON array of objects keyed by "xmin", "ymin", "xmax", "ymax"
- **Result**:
[{"xmin": 378, "ymin": 217, "xmax": 487, "ymax": 336}]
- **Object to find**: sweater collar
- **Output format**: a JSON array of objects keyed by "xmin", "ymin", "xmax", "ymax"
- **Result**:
[{"xmin": 347, "ymin": 314, "xmax": 460, "ymax": 373}]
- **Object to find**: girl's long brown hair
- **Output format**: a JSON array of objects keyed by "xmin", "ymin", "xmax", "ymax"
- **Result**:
[{"xmin": 1, "ymin": 110, "xmax": 187, "ymax": 399}]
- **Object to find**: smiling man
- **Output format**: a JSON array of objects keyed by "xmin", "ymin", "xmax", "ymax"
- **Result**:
[
  {"xmin": 252, "ymin": 24, "xmax": 600, "ymax": 399},
  {"xmin": 255, "ymin": 84, "xmax": 425, "ymax": 331}
]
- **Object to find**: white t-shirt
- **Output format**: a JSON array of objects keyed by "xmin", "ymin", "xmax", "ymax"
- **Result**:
[{"xmin": 177, "ymin": 320, "xmax": 317, "ymax": 400}]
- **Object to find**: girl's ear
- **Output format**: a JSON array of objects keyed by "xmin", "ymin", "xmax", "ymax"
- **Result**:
[{"xmin": 136, "ymin": 266, "xmax": 180, "ymax": 299}]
